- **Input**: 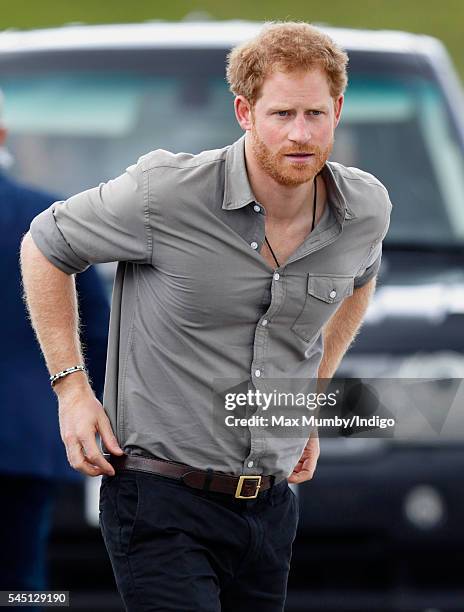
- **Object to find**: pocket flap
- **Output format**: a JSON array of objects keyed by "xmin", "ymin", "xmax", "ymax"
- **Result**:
[{"xmin": 307, "ymin": 274, "xmax": 354, "ymax": 303}]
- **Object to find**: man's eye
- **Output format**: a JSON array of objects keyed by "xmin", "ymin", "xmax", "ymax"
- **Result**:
[
  {"xmin": 310, "ymin": 110, "xmax": 323, "ymax": 116},
  {"xmin": 276, "ymin": 111, "xmax": 289, "ymax": 117}
]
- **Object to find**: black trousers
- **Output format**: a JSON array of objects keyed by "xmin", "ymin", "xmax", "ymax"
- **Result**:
[{"xmin": 99, "ymin": 470, "xmax": 299, "ymax": 611}]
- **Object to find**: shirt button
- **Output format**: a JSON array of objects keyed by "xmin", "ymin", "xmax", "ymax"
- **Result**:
[
  {"xmin": 254, "ymin": 369, "xmax": 261, "ymax": 377},
  {"xmin": 247, "ymin": 460, "xmax": 254, "ymax": 468},
  {"xmin": 262, "ymin": 319, "xmax": 268, "ymax": 327},
  {"xmin": 250, "ymin": 241, "xmax": 258, "ymax": 250},
  {"xmin": 253, "ymin": 205, "xmax": 261, "ymax": 213},
  {"xmin": 330, "ymin": 290, "xmax": 337, "ymax": 299},
  {"xmin": 273, "ymin": 272, "xmax": 280, "ymax": 281}
]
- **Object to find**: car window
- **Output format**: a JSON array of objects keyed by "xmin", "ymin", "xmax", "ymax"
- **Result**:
[
  {"xmin": 3, "ymin": 72, "xmax": 242, "ymax": 194},
  {"xmin": 335, "ymin": 76, "xmax": 464, "ymax": 247}
]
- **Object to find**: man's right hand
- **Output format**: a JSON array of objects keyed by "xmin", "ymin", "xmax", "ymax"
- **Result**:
[{"xmin": 56, "ymin": 378, "xmax": 124, "ymax": 477}]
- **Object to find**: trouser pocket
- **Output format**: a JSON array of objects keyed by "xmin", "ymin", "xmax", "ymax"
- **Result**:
[{"xmin": 99, "ymin": 472, "xmax": 141, "ymax": 555}]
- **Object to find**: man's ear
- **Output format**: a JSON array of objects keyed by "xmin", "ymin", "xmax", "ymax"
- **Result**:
[
  {"xmin": 0, "ymin": 127, "xmax": 7, "ymax": 146},
  {"xmin": 234, "ymin": 96, "xmax": 253, "ymax": 131},
  {"xmin": 333, "ymin": 94, "xmax": 344, "ymax": 128}
]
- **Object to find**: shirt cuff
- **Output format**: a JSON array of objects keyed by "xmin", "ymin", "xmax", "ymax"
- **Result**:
[
  {"xmin": 354, "ymin": 251, "xmax": 382, "ymax": 288},
  {"xmin": 29, "ymin": 204, "xmax": 90, "ymax": 275}
]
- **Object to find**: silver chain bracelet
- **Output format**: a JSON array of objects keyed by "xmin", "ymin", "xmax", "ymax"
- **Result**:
[{"xmin": 49, "ymin": 364, "xmax": 87, "ymax": 387}]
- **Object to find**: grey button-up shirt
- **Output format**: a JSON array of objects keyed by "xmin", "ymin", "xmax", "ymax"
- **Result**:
[{"xmin": 30, "ymin": 135, "xmax": 392, "ymax": 483}]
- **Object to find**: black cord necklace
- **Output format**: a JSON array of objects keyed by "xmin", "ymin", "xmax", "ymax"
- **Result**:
[{"xmin": 264, "ymin": 176, "xmax": 318, "ymax": 269}]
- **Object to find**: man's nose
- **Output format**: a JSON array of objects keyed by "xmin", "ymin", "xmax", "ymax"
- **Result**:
[{"xmin": 287, "ymin": 115, "xmax": 311, "ymax": 144}]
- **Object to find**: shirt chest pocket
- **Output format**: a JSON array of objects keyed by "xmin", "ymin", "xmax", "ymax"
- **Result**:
[{"xmin": 291, "ymin": 274, "xmax": 355, "ymax": 343}]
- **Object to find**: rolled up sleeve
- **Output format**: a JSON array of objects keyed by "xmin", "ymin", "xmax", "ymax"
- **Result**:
[
  {"xmin": 29, "ymin": 156, "xmax": 151, "ymax": 275},
  {"xmin": 354, "ymin": 187, "xmax": 393, "ymax": 289},
  {"xmin": 354, "ymin": 242, "xmax": 382, "ymax": 288}
]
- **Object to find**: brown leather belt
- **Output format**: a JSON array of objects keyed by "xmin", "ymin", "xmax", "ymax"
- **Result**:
[{"xmin": 107, "ymin": 454, "xmax": 274, "ymax": 499}]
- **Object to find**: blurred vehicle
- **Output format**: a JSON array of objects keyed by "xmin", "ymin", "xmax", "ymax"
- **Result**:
[{"xmin": 1, "ymin": 20, "xmax": 464, "ymax": 612}]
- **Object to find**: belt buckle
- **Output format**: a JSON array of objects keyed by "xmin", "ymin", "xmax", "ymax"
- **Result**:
[{"xmin": 235, "ymin": 475, "xmax": 262, "ymax": 499}]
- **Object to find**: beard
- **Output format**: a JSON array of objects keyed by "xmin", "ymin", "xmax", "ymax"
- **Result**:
[{"xmin": 250, "ymin": 126, "xmax": 333, "ymax": 187}]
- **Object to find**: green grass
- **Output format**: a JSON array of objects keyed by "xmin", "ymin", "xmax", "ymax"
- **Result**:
[{"xmin": 1, "ymin": 0, "xmax": 463, "ymax": 79}]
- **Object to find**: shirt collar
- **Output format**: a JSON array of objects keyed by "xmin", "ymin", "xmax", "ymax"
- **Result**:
[
  {"xmin": 320, "ymin": 162, "xmax": 357, "ymax": 224},
  {"xmin": 222, "ymin": 134, "xmax": 256, "ymax": 210},
  {"xmin": 222, "ymin": 134, "xmax": 357, "ymax": 222}
]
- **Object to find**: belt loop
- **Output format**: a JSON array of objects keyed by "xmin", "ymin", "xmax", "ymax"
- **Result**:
[
  {"xmin": 270, "ymin": 475, "xmax": 276, "ymax": 489},
  {"xmin": 203, "ymin": 468, "xmax": 214, "ymax": 492}
]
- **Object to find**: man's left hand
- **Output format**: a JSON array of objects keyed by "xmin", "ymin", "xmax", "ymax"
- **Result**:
[{"xmin": 287, "ymin": 434, "xmax": 320, "ymax": 484}]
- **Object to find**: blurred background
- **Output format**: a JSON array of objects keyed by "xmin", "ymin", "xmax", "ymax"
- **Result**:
[
  {"xmin": 1, "ymin": 1, "xmax": 464, "ymax": 611},
  {"xmin": 1, "ymin": 0, "xmax": 463, "ymax": 79}
]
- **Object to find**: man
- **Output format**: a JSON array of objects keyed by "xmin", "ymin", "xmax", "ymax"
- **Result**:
[
  {"xmin": 20, "ymin": 22, "xmax": 392, "ymax": 611},
  {"xmin": 0, "ymin": 90, "xmax": 109, "ymax": 593}
]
